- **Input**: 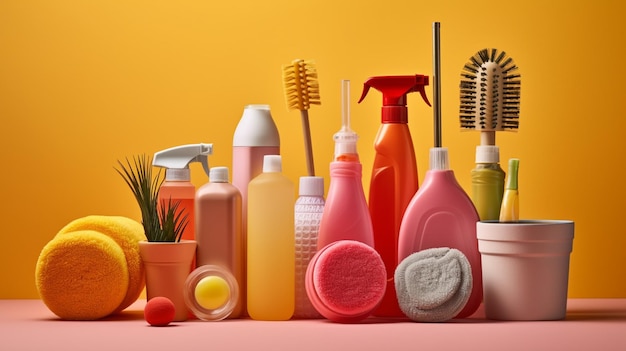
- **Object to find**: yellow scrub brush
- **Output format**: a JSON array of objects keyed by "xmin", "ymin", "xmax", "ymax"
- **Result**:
[
  {"xmin": 460, "ymin": 48, "xmax": 521, "ymax": 145},
  {"xmin": 282, "ymin": 59, "xmax": 321, "ymax": 176}
]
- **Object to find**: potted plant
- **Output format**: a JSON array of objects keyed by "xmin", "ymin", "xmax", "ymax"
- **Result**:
[{"xmin": 116, "ymin": 154, "xmax": 196, "ymax": 322}]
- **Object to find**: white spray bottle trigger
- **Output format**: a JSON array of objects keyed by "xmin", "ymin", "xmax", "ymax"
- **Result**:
[{"xmin": 153, "ymin": 143, "xmax": 213, "ymax": 180}]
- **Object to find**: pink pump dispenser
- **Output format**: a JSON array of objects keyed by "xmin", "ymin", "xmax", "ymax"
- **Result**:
[
  {"xmin": 317, "ymin": 80, "xmax": 374, "ymax": 249},
  {"xmin": 397, "ymin": 22, "xmax": 482, "ymax": 319},
  {"xmin": 358, "ymin": 75, "xmax": 431, "ymax": 317}
]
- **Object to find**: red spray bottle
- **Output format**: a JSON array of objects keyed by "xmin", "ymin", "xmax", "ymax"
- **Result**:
[{"xmin": 358, "ymin": 75, "xmax": 430, "ymax": 317}]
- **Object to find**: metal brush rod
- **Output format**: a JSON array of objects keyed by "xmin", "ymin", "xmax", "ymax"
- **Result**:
[{"xmin": 433, "ymin": 22, "xmax": 442, "ymax": 148}]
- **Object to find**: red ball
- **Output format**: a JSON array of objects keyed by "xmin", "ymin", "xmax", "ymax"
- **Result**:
[{"xmin": 144, "ymin": 297, "xmax": 176, "ymax": 326}]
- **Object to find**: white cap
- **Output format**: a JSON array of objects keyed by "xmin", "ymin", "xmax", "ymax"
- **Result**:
[
  {"xmin": 429, "ymin": 147, "xmax": 449, "ymax": 171},
  {"xmin": 233, "ymin": 105, "xmax": 280, "ymax": 147},
  {"xmin": 165, "ymin": 168, "xmax": 191, "ymax": 181},
  {"xmin": 209, "ymin": 167, "xmax": 229, "ymax": 183},
  {"xmin": 333, "ymin": 130, "xmax": 358, "ymax": 160},
  {"xmin": 263, "ymin": 155, "xmax": 282, "ymax": 172},
  {"xmin": 475, "ymin": 145, "xmax": 500, "ymax": 163},
  {"xmin": 299, "ymin": 176, "xmax": 324, "ymax": 196}
]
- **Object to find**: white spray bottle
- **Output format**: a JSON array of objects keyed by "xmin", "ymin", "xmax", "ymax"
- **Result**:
[{"xmin": 153, "ymin": 143, "xmax": 213, "ymax": 244}]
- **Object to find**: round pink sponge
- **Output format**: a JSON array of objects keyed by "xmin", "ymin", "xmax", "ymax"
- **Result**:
[
  {"xmin": 305, "ymin": 240, "xmax": 386, "ymax": 323},
  {"xmin": 144, "ymin": 297, "xmax": 176, "ymax": 326}
]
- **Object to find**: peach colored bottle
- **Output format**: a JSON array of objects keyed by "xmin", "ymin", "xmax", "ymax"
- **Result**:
[
  {"xmin": 232, "ymin": 104, "xmax": 280, "ymax": 316},
  {"xmin": 247, "ymin": 155, "xmax": 294, "ymax": 320},
  {"xmin": 195, "ymin": 166, "xmax": 244, "ymax": 318}
]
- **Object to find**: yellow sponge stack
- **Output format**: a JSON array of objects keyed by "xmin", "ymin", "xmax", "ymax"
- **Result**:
[{"xmin": 35, "ymin": 215, "xmax": 146, "ymax": 320}]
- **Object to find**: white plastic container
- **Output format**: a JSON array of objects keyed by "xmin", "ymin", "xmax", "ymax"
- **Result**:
[
  {"xmin": 294, "ymin": 176, "xmax": 324, "ymax": 319},
  {"xmin": 477, "ymin": 220, "xmax": 574, "ymax": 320}
]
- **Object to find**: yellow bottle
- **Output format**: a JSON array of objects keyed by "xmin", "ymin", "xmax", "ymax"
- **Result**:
[
  {"xmin": 247, "ymin": 155, "xmax": 295, "ymax": 320},
  {"xmin": 499, "ymin": 158, "xmax": 520, "ymax": 222}
]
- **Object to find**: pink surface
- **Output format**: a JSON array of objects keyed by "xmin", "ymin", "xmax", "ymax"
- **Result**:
[{"xmin": 1, "ymin": 299, "xmax": 625, "ymax": 351}]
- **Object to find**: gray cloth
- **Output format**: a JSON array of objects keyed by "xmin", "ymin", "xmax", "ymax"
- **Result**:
[{"xmin": 395, "ymin": 247, "xmax": 473, "ymax": 322}]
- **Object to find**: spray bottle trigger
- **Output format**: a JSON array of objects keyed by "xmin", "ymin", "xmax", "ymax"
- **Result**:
[
  {"xmin": 198, "ymin": 156, "xmax": 210, "ymax": 178},
  {"xmin": 416, "ymin": 85, "xmax": 432, "ymax": 107},
  {"xmin": 357, "ymin": 84, "xmax": 371, "ymax": 104}
]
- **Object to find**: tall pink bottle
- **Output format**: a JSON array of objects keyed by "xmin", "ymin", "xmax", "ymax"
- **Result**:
[
  {"xmin": 397, "ymin": 147, "xmax": 482, "ymax": 318},
  {"xmin": 232, "ymin": 104, "xmax": 280, "ymax": 316},
  {"xmin": 317, "ymin": 80, "xmax": 374, "ymax": 249}
]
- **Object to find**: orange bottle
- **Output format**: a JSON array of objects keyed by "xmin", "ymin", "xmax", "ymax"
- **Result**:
[
  {"xmin": 357, "ymin": 75, "xmax": 431, "ymax": 317},
  {"xmin": 153, "ymin": 143, "xmax": 212, "ymax": 245}
]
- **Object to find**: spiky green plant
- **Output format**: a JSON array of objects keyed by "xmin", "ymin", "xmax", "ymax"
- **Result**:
[{"xmin": 115, "ymin": 154, "xmax": 189, "ymax": 242}]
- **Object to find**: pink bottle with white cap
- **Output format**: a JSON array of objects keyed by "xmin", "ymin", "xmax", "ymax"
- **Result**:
[
  {"xmin": 398, "ymin": 147, "xmax": 482, "ymax": 319},
  {"xmin": 232, "ymin": 104, "xmax": 280, "ymax": 316},
  {"xmin": 317, "ymin": 80, "xmax": 374, "ymax": 249}
]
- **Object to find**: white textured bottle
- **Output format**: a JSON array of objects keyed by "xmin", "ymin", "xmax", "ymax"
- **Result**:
[{"xmin": 294, "ymin": 176, "xmax": 325, "ymax": 319}]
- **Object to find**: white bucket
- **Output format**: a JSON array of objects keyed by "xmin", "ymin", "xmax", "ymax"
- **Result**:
[{"xmin": 477, "ymin": 220, "xmax": 574, "ymax": 320}]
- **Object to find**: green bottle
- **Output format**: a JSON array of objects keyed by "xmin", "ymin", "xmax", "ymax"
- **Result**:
[{"xmin": 471, "ymin": 145, "xmax": 505, "ymax": 221}]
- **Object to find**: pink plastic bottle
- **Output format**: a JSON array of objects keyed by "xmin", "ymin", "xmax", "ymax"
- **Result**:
[
  {"xmin": 358, "ymin": 75, "xmax": 431, "ymax": 317},
  {"xmin": 317, "ymin": 80, "xmax": 374, "ymax": 249},
  {"xmin": 398, "ymin": 147, "xmax": 482, "ymax": 318},
  {"xmin": 231, "ymin": 104, "xmax": 280, "ymax": 316}
]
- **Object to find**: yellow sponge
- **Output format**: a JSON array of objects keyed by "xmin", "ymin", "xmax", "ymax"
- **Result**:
[
  {"xmin": 56, "ymin": 215, "xmax": 146, "ymax": 313},
  {"xmin": 36, "ymin": 230, "xmax": 129, "ymax": 320}
]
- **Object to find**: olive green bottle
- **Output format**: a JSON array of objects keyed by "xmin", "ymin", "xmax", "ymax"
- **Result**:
[{"xmin": 471, "ymin": 145, "xmax": 505, "ymax": 220}]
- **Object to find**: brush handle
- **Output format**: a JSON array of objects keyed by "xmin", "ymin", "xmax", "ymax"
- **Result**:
[
  {"xmin": 481, "ymin": 130, "xmax": 496, "ymax": 146},
  {"xmin": 432, "ymin": 22, "xmax": 442, "ymax": 148},
  {"xmin": 300, "ymin": 110, "xmax": 315, "ymax": 176}
]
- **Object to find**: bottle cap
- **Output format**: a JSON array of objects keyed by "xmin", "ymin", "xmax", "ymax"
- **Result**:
[
  {"xmin": 233, "ymin": 105, "xmax": 281, "ymax": 147},
  {"xmin": 299, "ymin": 176, "xmax": 324, "ymax": 196},
  {"xmin": 165, "ymin": 168, "xmax": 191, "ymax": 181},
  {"xmin": 475, "ymin": 145, "xmax": 500, "ymax": 163},
  {"xmin": 263, "ymin": 155, "xmax": 282, "ymax": 172},
  {"xmin": 429, "ymin": 147, "xmax": 449, "ymax": 171},
  {"xmin": 357, "ymin": 75, "xmax": 431, "ymax": 123},
  {"xmin": 209, "ymin": 167, "xmax": 229, "ymax": 183}
]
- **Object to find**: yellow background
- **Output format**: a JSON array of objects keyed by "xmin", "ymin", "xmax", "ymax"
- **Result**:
[{"xmin": 1, "ymin": 0, "xmax": 624, "ymax": 299}]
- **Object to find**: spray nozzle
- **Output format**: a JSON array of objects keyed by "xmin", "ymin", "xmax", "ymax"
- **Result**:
[
  {"xmin": 358, "ymin": 75, "xmax": 431, "ymax": 123},
  {"xmin": 153, "ymin": 143, "xmax": 213, "ymax": 181}
]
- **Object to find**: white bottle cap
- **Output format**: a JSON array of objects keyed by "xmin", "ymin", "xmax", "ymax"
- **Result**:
[
  {"xmin": 475, "ymin": 145, "xmax": 500, "ymax": 163},
  {"xmin": 233, "ymin": 104, "xmax": 280, "ymax": 147},
  {"xmin": 209, "ymin": 167, "xmax": 229, "ymax": 183},
  {"xmin": 299, "ymin": 176, "xmax": 324, "ymax": 196},
  {"xmin": 263, "ymin": 155, "xmax": 282, "ymax": 172},
  {"xmin": 165, "ymin": 168, "xmax": 191, "ymax": 181},
  {"xmin": 429, "ymin": 147, "xmax": 449, "ymax": 171}
]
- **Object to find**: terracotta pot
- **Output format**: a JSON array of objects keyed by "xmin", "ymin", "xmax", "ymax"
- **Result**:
[{"xmin": 139, "ymin": 240, "xmax": 197, "ymax": 321}]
